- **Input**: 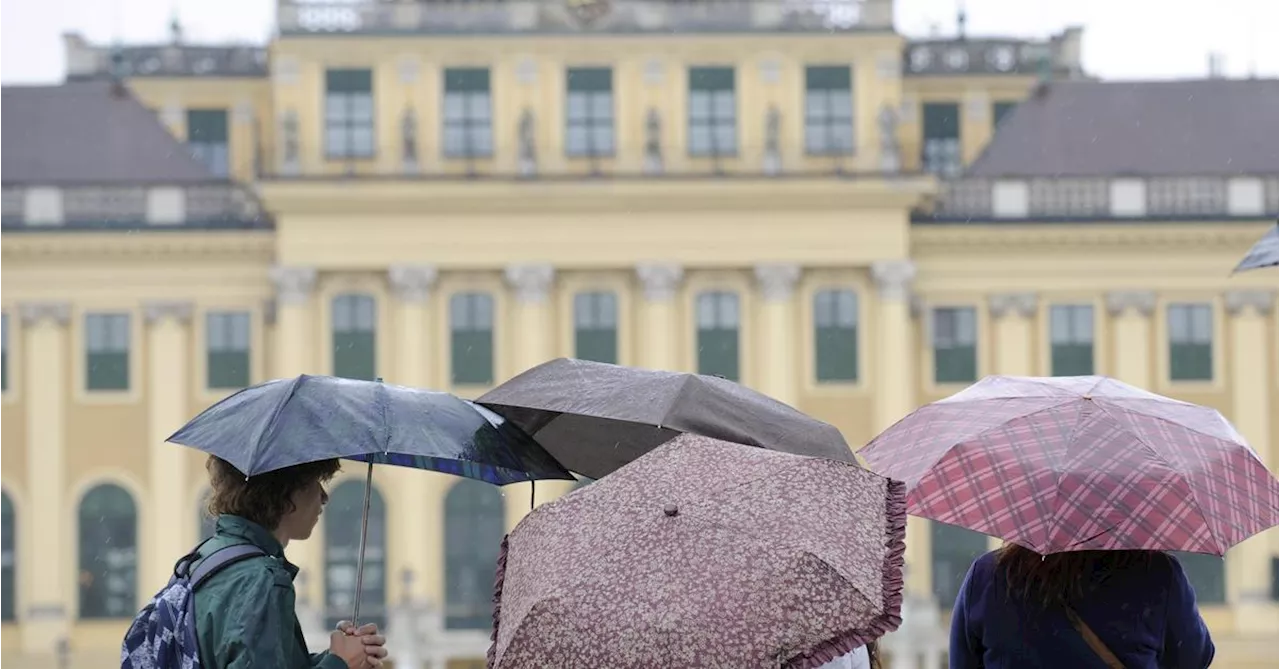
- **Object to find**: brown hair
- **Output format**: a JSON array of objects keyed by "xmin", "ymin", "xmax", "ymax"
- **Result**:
[
  {"xmin": 206, "ymin": 456, "xmax": 341, "ymax": 531},
  {"xmin": 866, "ymin": 640, "xmax": 882, "ymax": 669},
  {"xmin": 996, "ymin": 543, "xmax": 1161, "ymax": 609}
]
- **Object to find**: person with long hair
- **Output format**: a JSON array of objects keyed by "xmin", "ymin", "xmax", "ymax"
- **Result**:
[{"xmin": 949, "ymin": 543, "xmax": 1214, "ymax": 668}]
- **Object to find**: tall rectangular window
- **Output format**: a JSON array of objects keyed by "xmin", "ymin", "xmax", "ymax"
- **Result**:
[
  {"xmin": 332, "ymin": 295, "xmax": 377, "ymax": 381},
  {"xmin": 1168, "ymin": 303, "xmax": 1213, "ymax": 381},
  {"xmin": 451, "ymin": 293, "xmax": 494, "ymax": 386},
  {"xmin": 687, "ymin": 67, "xmax": 737, "ymax": 157},
  {"xmin": 574, "ymin": 291, "xmax": 618, "ymax": 364},
  {"xmin": 187, "ymin": 109, "xmax": 230, "ymax": 176},
  {"xmin": 566, "ymin": 67, "xmax": 614, "ymax": 158},
  {"xmin": 206, "ymin": 311, "xmax": 251, "ymax": 389},
  {"xmin": 696, "ymin": 291, "xmax": 740, "ymax": 381},
  {"xmin": 932, "ymin": 522, "xmax": 990, "ymax": 606},
  {"xmin": 922, "ymin": 102, "xmax": 962, "ymax": 177},
  {"xmin": 443, "ymin": 68, "xmax": 493, "ymax": 159},
  {"xmin": 1050, "ymin": 305, "xmax": 1094, "ymax": 376},
  {"xmin": 933, "ymin": 306, "xmax": 977, "ymax": 384},
  {"xmin": 804, "ymin": 66, "xmax": 854, "ymax": 156},
  {"xmin": 813, "ymin": 289, "xmax": 858, "ymax": 382},
  {"xmin": 86, "ymin": 313, "xmax": 130, "ymax": 391},
  {"xmin": 325, "ymin": 69, "xmax": 375, "ymax": 159},
  {"xmin": 992, "ymin": 101, "xmax": 1018, "ymax": 129}
]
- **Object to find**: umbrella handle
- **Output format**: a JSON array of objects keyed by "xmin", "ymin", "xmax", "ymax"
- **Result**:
[{"xmin": 351, "ymin": 460, "xmax": 374, "ymax": 628}]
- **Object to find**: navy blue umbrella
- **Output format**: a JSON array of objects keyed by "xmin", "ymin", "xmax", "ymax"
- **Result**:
[{"xmin": 168, "ymin": 374, "xmax": 574, "ymax": 624}]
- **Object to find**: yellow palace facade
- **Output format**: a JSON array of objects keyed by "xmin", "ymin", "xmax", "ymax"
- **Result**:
[{"xmin": 2, "ymin": 1, "xmax": 1278, "ymax": 666}]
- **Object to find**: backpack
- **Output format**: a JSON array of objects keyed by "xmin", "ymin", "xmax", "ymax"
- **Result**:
[{"xmin": 120, "ymin": 541, "xmax": 267, "ymax": 669}]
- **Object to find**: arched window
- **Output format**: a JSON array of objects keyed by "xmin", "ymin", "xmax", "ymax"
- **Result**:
[
  {"xmin": 695, "ymin": 291, "xmax": 740, "ymax": 381},
  {"xmin": 78, "ymin": 483, "xmax": 138, "ymax": 619},
  {"xmin": 444, "ymin": 479, "xmax": 505, "ymax": 630},
  {"xmin": 2, "ymin": 491, "xmax": 15, "ymax": 622},
  {"xmin": 197, "ymin": 489, "xmax": 217, "ymax": 541},
  {"xmin": 930, "ymin": 521, "xmax": 989, "ymax": 606},
  {"xmin": 332, "ymin": 294, "xmax": 377, "ymax": 381},
  {"xmin": 324, "ymin": 481, "xmax": 386, "ymax": 631}
]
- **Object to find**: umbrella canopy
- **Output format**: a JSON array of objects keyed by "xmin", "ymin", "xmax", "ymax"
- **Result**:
[
  {"xmin": 1233, "ymin": 224, "xmax": 1279, "ymax": 272},
  {"xmin": 860, "ymin": 375, "xmax": 1279, "ymax": 556},
  {"xmin": 168, "ymin": 374, "xmax": 574, "ymax": 484},
  {"xmin": 489, "ymin": 433, "xmax": 906, "ymax": 669},
  {"xmin": 477, "ymin": 358, "xmax": 856, "ymax": 479}
]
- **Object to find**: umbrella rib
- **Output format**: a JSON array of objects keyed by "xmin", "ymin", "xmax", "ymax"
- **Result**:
[
  {"xmin": 250, "ymin": 375, "xmax": 307, "ymax": 475},
  {"xmin": 1098, "ymin": 400, "xmax": 1249, "ymax": 451}
]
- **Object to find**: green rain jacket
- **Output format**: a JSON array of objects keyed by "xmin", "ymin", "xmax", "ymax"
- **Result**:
[{"xmin": 193, "ymin": 515, "xmax": 347, "ymax": 669}]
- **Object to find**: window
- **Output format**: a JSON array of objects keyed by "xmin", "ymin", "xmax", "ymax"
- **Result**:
[
  {"xmin": 1168, "ymin": 303, "xmax": 1213, "ymax": 381},
  {"xmin": 197, "ymin": 489, "xmax": 216, "ymax": 541},
  {"xmin": 933, "ymin": 307, "xmax": 977, "ymax": 384},
  {"xmin": 2, "ymin": 491, "xmax": 13, "ymax": 622},
  {"xmin": 450, "ymin": 293, "xmax": 494, "ymax": 386},
  {"xmin": 325, "ymin": 481, "xmax": 387, "ymax": 631},
  {"xmin": 1, "ymin": 313, "xmax": 8, "ymax": 392},
  {"xmin": 325, "ymin": 69, "xmax": 375, "ymax": 159},
  {"xmin": 1173, "ymin": 552, "xmax": 1225, "ymax": 605},
  {"xmin": 187, "ymin": 109, "xmax": 230, "ymax": 176},
  {"xmin": 814, "ymin": 289, "xmax": 858, "ymax": 382},
  {"xmin": 992, "ymin": 101, "xmax": 1018, "ymax": 129},
  {"xmin": 566, "ymin": 67, "xmax": 614, "ymax": 158},
  {"xmin": 1050, "ymin": 305, "xmax": 1094, "ymax": 376},
  {"xmin": 574, "ymin": 291, "xmax": 618, "ymax": 364},
  {"xmin": 922, "ymin": 102, "xmax": 962, "ymax": 177},
  {"xmin": 86, "ymin": 313, "xmax": 130, "ymax": 391},
  {"xmin": 332, "ymin": 295, "xmax": 376, "ymax": 381},
  {"xmin": 206, "ymin": 311, "xmax": 251, "ymax": 389},
  {"xmin": 931, "ymin": 521, "xmax": 989, "ymax": 606},
  {"xmin": 804, "ymin": 66, "xmax": 854, "ymax": 156},
  {"xmin": 443, "ymin": 68, "xmax": 493, "ymax": 159},
  {"xmin": 444, "ymin": 479, "xmax": 505, "ymax": 630},
  {"xmin": 687, "ymin": 67, "xmax": 737, "ymax": 157},
  {"xmin": 78, "ymin": 484, "xmax": 137, "ymax": 619},
  {"xmin": 696, "ymin": 291, "xmax": 740, "ymax": 381}
]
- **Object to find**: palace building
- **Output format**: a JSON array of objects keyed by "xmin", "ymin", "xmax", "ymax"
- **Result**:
[{"xmin": 2, "ymin": 0, "xmax": 1277, "ymax": 666}]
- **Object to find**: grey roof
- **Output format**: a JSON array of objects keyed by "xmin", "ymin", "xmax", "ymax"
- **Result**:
[
  {"xmin": 968, "ymin": 78, "xmax": 1280, "ymax": 178},
  {"xmin": 1, "ymin": 80, "xmax": 220, "ymax": 185}
]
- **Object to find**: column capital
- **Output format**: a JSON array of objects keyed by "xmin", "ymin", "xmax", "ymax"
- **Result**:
[
  {"xmin": 1225, "ymin": 290, "xmax": 1276, "ymax": 317},
  {"xmin": 636, "ymin": 262, "xmax": 684, "ymax": 301},
  {"xmin": 1105, "ymin": 290, "xmax": 1156, "ymax": 317},
  {"xmin": 870, "ymin": 259, "xmax": 917, "ymax": 301},
  {"xmin": 270, "ymin": 265, "xmax": 317, "ymax": 305},
  {"xmin": 143, "ymin": 300, "xmax": 194, "ymax": 325},
  {"xmin": 987, "ymin": 292, "xmax": 1038, "ymax": 319},
  {"xmin": 388, "ymin": 264, "xmax": 439, "ymax": 303},
  {"xmin": 18, "ymin": 301, "xmax": 71, "ymax": 327},
  {"xmin": 753, "ymin": 263, "xmax": 801, "ymax": 301},
  {"xmin": 504, "ymin": 263, "xmax": 555, "ymax": 303}
]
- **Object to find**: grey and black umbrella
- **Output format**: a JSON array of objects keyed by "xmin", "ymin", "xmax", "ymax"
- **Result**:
[
  {"xmin": 476, "ymin": 358, "xmax": 856, "ymax": 479},
  {"xmin": 1234, "ymin": 224, "xmax": 1279, "ymax": 273}
]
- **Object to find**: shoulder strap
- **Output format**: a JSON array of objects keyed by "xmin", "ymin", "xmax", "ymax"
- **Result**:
[
  {"xmin": 189, "ymin": 544, "xmax": 268, "ymax": 590},
  {"xmin": 1063, "ymin": 604, "xmax": 1126, "ymax": 669}
]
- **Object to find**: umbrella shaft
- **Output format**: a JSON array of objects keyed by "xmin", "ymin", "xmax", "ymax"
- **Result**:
[{"xmin": 352, "ymin": 460, "xmax": 374, "ymax": 627}]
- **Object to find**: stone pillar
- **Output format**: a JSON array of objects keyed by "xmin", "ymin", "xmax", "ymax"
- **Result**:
[
  {"xmin": 753, "ymin": 263, "xmax": 801, "ymax": 406},
  {"xmin": 870, "ymin": 260, "xmax": 926, "ymax": 595},
  {"xmin": 1225, "ymin": 290, "xmax": 1278, "ymax": 631},
  {"xmin": 635, "ymin": 262, "xmax": 684, "ymax": 372},
  {"xmin": 988, "ymin": 293, "xmax": 1037, "ymax": 376},
  {"xmin": 143, "ymin": 300, "xmax": 193, "ymax": 592},
  {"xmin": 1104, "ymin": 291, "xmax": 1156, "ymax": 389},
  {"xmin": 19, "ymin": 302, "xmax": 71, "ymax": 657}
]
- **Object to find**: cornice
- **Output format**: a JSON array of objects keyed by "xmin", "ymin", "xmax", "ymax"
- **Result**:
[
  {"xmin": 1, "ymin": 230, "xmax": 276, "ymax": 262},
  {"xmin": 911, "ymin": 223, "xmax": 1269, "ymax": 254}
]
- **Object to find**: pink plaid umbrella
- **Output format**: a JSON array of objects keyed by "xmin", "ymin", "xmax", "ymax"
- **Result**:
[{"xmin": 860, "ymin": 375, "xmax": 1279, "ymax": 556}]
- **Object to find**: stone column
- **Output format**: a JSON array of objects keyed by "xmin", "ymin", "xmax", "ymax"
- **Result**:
[
  {"xmin": 19, "ymin": 302, "xmax": 71, "ymax": 657},
  {"xmin": 635, "ymin": 262, "xmax": 684, "ymax": 372},
  {"xmin": 754, "ymin": 263, "xmax": 801, "ymax": 406},
  {"xmin": 1225, "ymin": 290, "xmax": 1277, "ymax": 631},
  {"xmin": 870, "ymin": 260, "xmax": 927, "ymax": 595},
  {"xmin": 988, "ymin": 293, "xmax": 1037, "ymax": 376},
  {"xmin": 1104, "ymin": 291, "xmax": 1156, "ymax": 389},
  {"xmin": 143, "ymin": 300, "xmax": 193, "ymax": 592}
]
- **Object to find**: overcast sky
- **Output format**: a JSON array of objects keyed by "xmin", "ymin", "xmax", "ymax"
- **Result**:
[{"xmin": 2, "ymin": 0, "xmax": 1277, "ymax": 84}]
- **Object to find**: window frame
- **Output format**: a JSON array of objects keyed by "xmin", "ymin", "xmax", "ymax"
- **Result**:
[
  {"xmin": 330, "ymin": 294, "xmax": 378, "ymax": 381},
  {"xmin": 449, "ymin": 291, "xmax": 496, "ymax": 387},
  {"xmin": 921, "ymin": 102, "xmax": 962, "ymax": 177},
  {"xmin": 803, "ymin": 65, "xmax": 855, "ymax": 157},
  {"xmin": 687, "ymin": 66, "xmax": 738, "ymax": 159},
  {"xmin": 205, "ymin": 310, "xmax": 252, "ymax": 390},
  {"xmin": 186, "ymin": 108, "xmax": 231, "ymax": 177},
  {"xmin": 812, "ymin": 287, "xmax": 859, "ymax": 383},
  {"xmin": 76, "ymin": 483, "xmax": 138, "ymax": 620},
  {"xmin": 84, "ymin": 312, "xmax": 132, "ymax": 393},
  {"xmin": 930, "ymin": 305, "xmax": 979, "ymax": 385},
  {"xmin": 324, "ymin": 68, "xmax": 376, "ymax": 161},
  {"xmin": 565, "ymin": 67, "xmax": 615, "ymax": 159},
  {"xmin": 694, "ymin": 290, "xmax": 741, "ymax": 381},
  {"xmin": 573, "ymin": 290, "xmax": 619, "ymax": 364},
  {"xmin": 442, "ymin": 68, "xmax": 494, "ymax": 160},
  {"xmin": 1165, "ymin": 302, "xmax": 1215, "ymax": 383},
  {"xmin": 1048, "ymin": 304, "xmax": 1096, "ymax": 377}
]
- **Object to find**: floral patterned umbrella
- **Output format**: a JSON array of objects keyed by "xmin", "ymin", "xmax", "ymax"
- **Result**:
[{"xmin": 488, "ymin": 433, "xmax": 906, "ymax": 669}]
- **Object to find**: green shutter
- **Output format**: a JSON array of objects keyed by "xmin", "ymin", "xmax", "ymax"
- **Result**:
[
  {"xmin": 1051, "ymin": 344, "xmax": 1094, "ymax": 376},
  {"xmin": 804, "ymin": 65, "xmax": 851, "ymax": 90},
  {"xmin": 934, "ymin": 346, "xmax": 976, "ymax": 384},
  {"xmin": 575, "ymin": 329, "xmax": 617, "ymax": 364},
  {"xmin": 332, "ymin": 296, "xmax": 376, "ymax": 381},
  {"xmin": 567, "ymin": 67, "xmax": 612, "ymax": 92},
  {"xmin": 186, "ymin": 109, "xmax": 229, "ymax": 142},
  {"xmin": 452, "ymin": 331, "xmax": 494, "ymax": 385},
  {"xmin": 1173, "ymin": 552, "xmax": 1226, "ymax": 604},
  {"xmin": 326, "ymin": 68, "xmax": 373, "ymax": 93},
  {"xmin": 444, "ymin": 68, "xmax": 490, "ymax": 93},
  {"xmin": 206, "ymin": 312, "xmax": 251, "ymax": 389},
  {"xmin": 207, "ymin": 350, "xmax": 250, "ymax": 389},
  {"xmin": 815, "ymin": 326, "xmax": 857, "ymax": 382},
  {"xmin": 697, "ymin": 328, "xmax": 739, "ymax": 381},
  {"xmin": 932, "ymin": 522, "xmax": 990, "ymax": 606},
  {"xmin": 923, "ymin": 102, "xmax": 961, "ymax": 139},
  {"xmin": 1170, "ymin": 343, "xmax": 1212, "ymax": 381},
  {"xmin": 688, "ymin": 66, "xmax": 735, "ymax": 91},
  {"xmin": 87, "ymin": 352, "xmax": 129, "ymax": 390}
]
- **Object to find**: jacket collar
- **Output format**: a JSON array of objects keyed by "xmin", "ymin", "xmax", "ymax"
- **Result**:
[{"xmin": 214, "ymin": 514, "xmax": 299, "ymax": 578}]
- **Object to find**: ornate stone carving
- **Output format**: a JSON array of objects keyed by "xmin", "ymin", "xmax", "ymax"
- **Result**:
[
  {"xmin": 280, "ymin": 110, "xmax": 300, "ymax": 175},
  {"xmin": 754, "ymin": 263, "xmax": 801, "ymax": 301},
  {"xmin": 270, "ymin": 266, "xmax": 317, "ymax": 305},
  {"xmin": 763, "ymin": 106, "xmax": 781, "ymax": 176},
  {"xmin": 19, "ymin": 301, "xmax": 71, "ymax": 327},
  {"xmin": 388, "ymin": 264, "xmax": 439, "ymax": 303},
  {"xmin": 517, "ymin": 108, "xmax": 537, "ymax": 177},
  {"xmin": 143, "ymin": 300, "xmax": 194, "ymax": 324},
  {"xmin": 987, "ymin": 293, "xmax": 1038, "ymax": 319},
  {"xmin": 505, "ymin": 263, "xmax": 555, "ymax": 303},
  {"xmin": 1104, "ymin": 291, "xmax": 1156, "ymax": 317},
  {"xmin": 643, "ymin": 108, "xmax": 663, "ymax": 175},
  {"xmin": 870, "ymin": 260, "xmax": 916, "ymax": 301},
  {"xmin": 1225, "ymin": 290, "xmax": 1277, "ymax": 317},
  {"xmin": 877, "ymin": 104, "xmax": 901, "ymax": 173},
  {"xmin": 401, "ymin": 107, "xmax": 418, "ymax": 172},
  {"xmin": 636, "ymin": 262, "xmax": 683, "ymax": 301}
]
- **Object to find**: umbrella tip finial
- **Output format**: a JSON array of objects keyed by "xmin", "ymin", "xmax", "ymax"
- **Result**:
[{"xmin": 663, "ymin": 503, "xmax": 679, "ymax": 517}]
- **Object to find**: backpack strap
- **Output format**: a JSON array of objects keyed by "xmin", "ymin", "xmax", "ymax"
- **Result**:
[
  {"xmin": 189, "ymin": 544, "xmax": 269, "ymax": 590},
  {"xmin": 1063, "ymin": 604, "xmax": 1126, "ymax": 669}
]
